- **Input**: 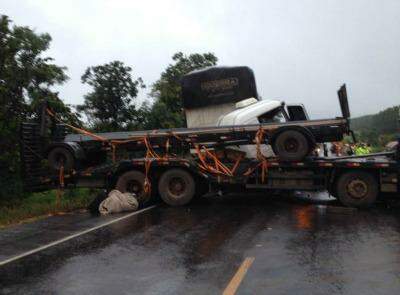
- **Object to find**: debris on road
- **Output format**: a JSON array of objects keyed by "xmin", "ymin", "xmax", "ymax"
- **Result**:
[{"xmin": 99, "ymin": 190, "xmax": 138, "ymax": 215}]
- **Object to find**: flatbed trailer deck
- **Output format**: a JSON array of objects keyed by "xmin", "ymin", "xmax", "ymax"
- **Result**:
[{"xmin": 64, "ymin": 118, "xmax": 348, "ymax": 143}]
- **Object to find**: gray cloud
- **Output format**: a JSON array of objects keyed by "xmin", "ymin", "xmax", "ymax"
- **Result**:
[{"xmin": 2, "ymin": 0, "xmax": 399, "ymax": 118}]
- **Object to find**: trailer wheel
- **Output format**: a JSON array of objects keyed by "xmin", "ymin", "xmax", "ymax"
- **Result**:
[
  {"xmin": 158, "ymin": 169, "xmax": 195, "ymax": 206},
  {"xmin": 115, "ymin": 170, "xmax": 150, "ymax": 205},
  {"xmin": 48, "ymin": 147, "xmax": 74, "ymax": 171},
  {"xmin": 336, "ymin": 171, "xmax": 378, "ymax": 208},
  {"xmin": 272, "ymin": 130, "xmax": 310, "ymax": 161}
]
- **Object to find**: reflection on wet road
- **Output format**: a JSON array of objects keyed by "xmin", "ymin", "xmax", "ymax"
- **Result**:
[{"xmin": 1, "ymin": 194, "xmax": 400, "ymax": 295}]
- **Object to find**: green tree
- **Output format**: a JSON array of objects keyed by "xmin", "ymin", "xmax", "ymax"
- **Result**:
[
  {"xmin": 78, "ymin": 61, "xmax": 145, "ymax": 131},
  {"xmin": 351, "ymin": 105, "xmax": 399, "ymax": 149},
  {"xmin": 145, "ymin": 52, "xmax": 218, "ymax": 129},
  {"xmin": 0, "ymin": 15, "xmax": 77, "ymax": 200}
]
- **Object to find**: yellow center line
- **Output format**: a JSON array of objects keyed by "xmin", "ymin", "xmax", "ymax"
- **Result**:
[{"xmin": 223, "ymin": 257, "xmax": 255, "ymax": 295}]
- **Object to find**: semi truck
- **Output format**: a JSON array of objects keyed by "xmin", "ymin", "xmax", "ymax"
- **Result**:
[{"xmin": 20, "ymin": 66, "xmax": 400, "ymax": 208}]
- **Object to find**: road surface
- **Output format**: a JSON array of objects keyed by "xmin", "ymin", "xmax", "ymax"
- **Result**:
[{"xmin": 1, "ymin": 193, "xmax": 400, "ymax": 295}]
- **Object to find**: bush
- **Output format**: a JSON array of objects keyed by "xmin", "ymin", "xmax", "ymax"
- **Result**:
[{"xmin": 0, "ymin": 188, "xmax": 97, "ymax": 227}]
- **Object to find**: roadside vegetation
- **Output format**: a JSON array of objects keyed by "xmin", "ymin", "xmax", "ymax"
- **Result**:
[
  {"xmin": 0, "ymin": 14, "xmax": 216, "ymax": 226},
  {"xmin": 0, "ymin": 189, "xmax": 96, "ymax": 227},
  {"xmin": 351, "ymin": 105, "xmax": 399, "ymax": 151}
]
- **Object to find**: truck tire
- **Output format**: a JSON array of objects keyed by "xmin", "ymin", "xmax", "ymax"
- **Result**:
[
  {"xmin": 48, "ymin": 147, "xmax": 74, "ymax": 171},
  {"xmin": 272, "ymin": 129, "xmax": 310, "ymax": 161},
  {"xmin": 115, "ymin": 170, "xmax": 150, "ymax": 205},
  {"xmin": 158, "ymin": 169, "xmax": 195, "ymax": 206},
  {"xmin": 336, "ymin": 171, "xmax": 378, "ymax": 208}
]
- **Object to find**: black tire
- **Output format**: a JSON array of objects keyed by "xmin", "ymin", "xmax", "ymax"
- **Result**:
[
  {"xmin": 336, "ymin": 171, "xmax": 378, "ymax": 208},
  {"xmin": 158, "ymin": 169, "xmax": 195, "ymax": 206},
  {"xmin": 272, "ymin": 129, "xmax": 311, "ymax": 161},
  {"xmin": 48, "ymin": 147, "xmax": 75, "ymax": 171},
  {"xmin": 116, "ymin": 170, "xmax": 150, "ymax": 205}
]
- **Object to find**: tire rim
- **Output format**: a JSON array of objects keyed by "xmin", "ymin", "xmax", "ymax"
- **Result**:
[
  {"xmin": 168, "ymin": 177, "xmax": 186, "ymax": 198},
  {"xmin": 347, "ymin": 179, "xmax": 368, "ymax": 199},
  {"xmin": 284, "ymin": 138, "xmax": 299, "ymax": 153}
]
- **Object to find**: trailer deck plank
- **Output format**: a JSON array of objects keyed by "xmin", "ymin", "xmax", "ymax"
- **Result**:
[{"xmin": 64, "ymin": 118, "xmax": 347, "ymax": 142}]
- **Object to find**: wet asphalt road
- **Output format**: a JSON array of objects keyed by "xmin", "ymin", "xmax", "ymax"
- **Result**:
[{"xmin": 1, "ymin": 193, "xmax": 400, "ymax": 295}]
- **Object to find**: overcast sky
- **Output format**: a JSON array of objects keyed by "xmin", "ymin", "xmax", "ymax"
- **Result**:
[{"xmin": 2, "ymin": 0, "xmax": 399, "ymax": 118}]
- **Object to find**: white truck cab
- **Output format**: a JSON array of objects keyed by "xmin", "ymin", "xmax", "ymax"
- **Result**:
[
  {"xmin": 216, "ymin": 99, "xmax": 285, "ymax": 158},
  {"xmin": 217, "ymin": 99, "xmax": 285, "ymax": 126},
  {"xmin": 182, "ymin": 66, "xmax": 309, "ymax": 159}
]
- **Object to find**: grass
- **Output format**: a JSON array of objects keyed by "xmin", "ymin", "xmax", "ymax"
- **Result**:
[{"xmin": 0, "ymin": 188, "xmax": 97, "ymax": 228}]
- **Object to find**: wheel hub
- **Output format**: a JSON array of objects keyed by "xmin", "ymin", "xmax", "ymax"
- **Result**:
[
  {"xmin": 347, "ymin": 179, "xmax": 368, "ymax": 199},
  {"xmin": 169, "ymin": 177, "xmax": 186, "ymax": 196},
  {"xmin": 285, "ymin": 138, "xmax": 299, "ymax": 152}
]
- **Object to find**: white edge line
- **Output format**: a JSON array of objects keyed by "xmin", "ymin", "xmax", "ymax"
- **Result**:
[{"xmin": 0, "ymin": 205, "xmax": 158, "ymax": 267}]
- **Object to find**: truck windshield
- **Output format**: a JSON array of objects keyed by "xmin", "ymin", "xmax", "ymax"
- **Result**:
[{"xmin": 258, "ymin": 108, "xmax": 286, "ymax": 124}]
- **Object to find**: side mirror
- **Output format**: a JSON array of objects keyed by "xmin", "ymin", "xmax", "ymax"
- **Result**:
[
  {"xmin": 286, "ymin": 104, "xmax": 309, "ymax": 121},
  {"xmin": 338, "ymin": 84, "xmax": 350, "ymax": 119}
]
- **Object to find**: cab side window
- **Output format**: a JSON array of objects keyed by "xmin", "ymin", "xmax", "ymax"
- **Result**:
[{"xmin": 258, "ymin": 109, "xmax": 286, "ymax": 123}]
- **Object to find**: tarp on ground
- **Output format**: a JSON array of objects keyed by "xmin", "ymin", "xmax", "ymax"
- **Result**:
[{"xmin": 99, "ymin": 190, "xmax": 138, "ymax": 215}]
